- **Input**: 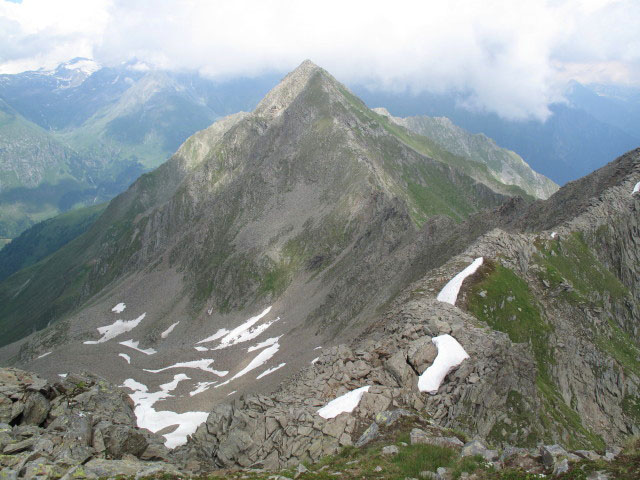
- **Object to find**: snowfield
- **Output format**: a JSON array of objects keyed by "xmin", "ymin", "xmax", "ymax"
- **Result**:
[
  {"xmin": 160, "ymin": 322, "xmax": 180, "ymax": 339},
  {"xmin": 418, "ymin": 334, "xmax": 470, "ymax": 394},
  {"xmin": 317, "ymin": 386, "xmax": 370, "ymax": 419},
  {"xmin": 216, "ymin": 341, "xmax": 280, "ymax": 388},
  {"xmin": 633, "ymin": 181, "xmax": 640, "ymax": 195},
  {"xmin": 118, "ymin": 353, "xmax": 131, "ymax": 364},
  {"xmin": 189, "ymin": 381, "xmax": 218, "ymax": 396},
  {"xmin": 123, "ymin": 375, "xmax": 208, "ymax": 448},
  {"xmin": 248, "ymin": 336, "xmax": 281, "ymax": 352},
  {"xmin": 118, "ymin": 339, "xmax": 157, "ymax": 355},
  {"xmin": 211, "ymin": 307, "xmax": 278, "ymax": 350},
  {"xmin": 84, "ymin": 313, "xmax": 146, "ymax": 344},
  {"xmin": 256, "ymin": 362, "xmax": 286, "ymax": 379},
  {"xmin": 112, "ymin": 303, "xmax": 126, "ymax": 313},
  {"xmin": 437, "ymin": 257, "xmax": 483, "ymax": 305},
  {"xmin": 144, "ymin": 359, "xmax": 228, "ymax": 377}
]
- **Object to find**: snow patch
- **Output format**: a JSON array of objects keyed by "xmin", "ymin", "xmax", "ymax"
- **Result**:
[
  {"xmin": 550, "ymin": 231, "xmax": 558, "ymax": 239},
  {"xmin": 311, "ymin": 357, "xmax": 320, "ymax": 364},
  {"xmin": 317, "ymin": 386, "xmax": 370, "ymax": 419},
  {"xmin": 112, "ymin": 303, "xmax": 126, "ymax": 313},
  {"xmin": 437, "ymin": 258, "xmax": 483, "ymax": 305},
  {"xmin": 196, "ymin": 328, "xmax": 229, "ymax": 345},
  {"xmin": 216, "ymin": 341, "xmax": 280, "ymax": 388},
  {"xmin": 84, "ymin": 313, "xmax": 145, "ymax": 344},
  {"xmin": 194, "ymin": 346, "xmax": 208, "ymax": 352},
  {"xmin": 122, "ymin": 374, "xmax": 208, "ymax": 448},
  {"xmin": 66, "ymin": 58, "xmax": 101, "ymax": 75},
  {"xmin": 119, "ymin": 353, "xmax": 131, "ymax": 364},
  {"xmin": 35, "ymin": 352, "xmax": 51, "ymax": 360},
  {"xmin": 144, "ymin": 359, "xmax": 228, "ymax": 377},
  {"xmin": 256, "ymin": 362, "xmax": 286, "ymax": 379},
  {"xmin": 418, "ymin": 334, "xmax": 469, "ymax": 394},
  {"xmin": 227, "ymin": 390, "xmax": 236, "ymax": 396},
  {"xmin": 119, "ymin": 339, "xmax": 157, "ymax": 355},
  {"xmin": 161, "ymin": 322, "xmax": 180, "ymax": 339},
  {"xmin": 58, "ymin": 374, "xmax": 67, "ymax": 379},
  {"xmin": 633, "ymin": 181, "xmax": 640, "ymax": 195},
  {"xmin": 314, "ymin": 346, "xmax": 322, "ymax": 350},
  {"xmin": 247, "ymin": 336, "xmax": 281, "ymax": 352},
  {"xmin": 210, "ymin": 307, "xmax": 277, "ymax": 350},
  {"xmin": 189, "ymin": 381, "xmax": 217, "ymax": 396}
]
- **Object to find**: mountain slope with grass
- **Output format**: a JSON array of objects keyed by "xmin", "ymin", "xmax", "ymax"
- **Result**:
[{"xmin": 372, "ymin": 108, "xmax": 559, "ymax": 199}]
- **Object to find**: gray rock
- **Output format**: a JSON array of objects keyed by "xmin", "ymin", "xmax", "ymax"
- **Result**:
[
  {"xmin": 586, "ymin": 471, "xmax": 609, "ymax": 480},
  {"xmin": 3, "ymin": 437, "xmax": 35, "ymax": 454},
  {"xmin": 101, "ymin": 424, "xmax": 148, "ymax": 459},
  {"xmin": 0, "ymin": 395, "xmax": 13, "ymax": 424},
  {"xmin": 355, "ymin": 421, "xmax": 378, "ymax": 447},
  {"xmin": 554, "ymin": 458, "xmax": 570, "ymax": 475},
  {"xmin": 382, "ymin": 445, "xmax": 399, "ymax": 455},
  {"xmin": 410, "ymin": 429, "xmax": 463, "ymax": 449},
  {"xmin": 461, "ymin": 440, "xmax": 498, "ymax": 461},
  {"xmin": 385, "ymin": 351, "xmax": 415, "ymax": 386},
  {"xmin": 407, "ymin": 337, "xmax": 437, "ymax": 373},
  {"xmin": 541, "ymin": 444, "xmax": 569, "ymax": 468},
  {"xmin": 575, "ymin": 450, "xmax": 602, "ymax": 461},
  {"xmin": 375, "ymin": 409, "xmax": 414, "ymax": 427},
  {"xmin": 22, "ymin": 392, "xmax": 50, "ymax": 426},
  {"xmin": 295, "ymin": 463, "xmax": 308, "ymax": 478},
  {"xmin": 419, "ymin": 472, "xmax": 439, "ymax": 480},
  {"xmin": 0, "ymin": 469, "xmax": 17, "ymax": 480}
]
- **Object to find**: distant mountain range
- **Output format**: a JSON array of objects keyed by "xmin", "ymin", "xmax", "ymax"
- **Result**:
[
  {"xmin": 2, "ymin": 57, "xmax": 636, "ymax": 244},
  {"xmin": 0, "ymin": 58, "xmax": 279, "ymax": 239},
  {"xmin": 352, "ymin": 81, "xmax": 640, "ymax": 185}
]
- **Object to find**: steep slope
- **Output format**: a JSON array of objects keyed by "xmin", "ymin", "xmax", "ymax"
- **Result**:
[
  {"xmin": 173, "ymin": 150, "xmax": 639, "ymax": 471},
  {"xmin": 372, "ymin": 108, "xmax": 558, "ymax": 199},
  {"xmin": 0, "ymin": 203, "xmax": 106, "ymax": 282},
  {"xmin": 0, "ymin": 62, "xmax": 524, "ymax": 448},
  {"xmin": 0, "ymin": 99, "xmax": 94, "ymax": 238}
]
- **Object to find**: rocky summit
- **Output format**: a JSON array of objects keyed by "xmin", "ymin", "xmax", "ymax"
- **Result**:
[{"xmin": 0, "ymin": 61, "xmax": 639, "ymax": 479}]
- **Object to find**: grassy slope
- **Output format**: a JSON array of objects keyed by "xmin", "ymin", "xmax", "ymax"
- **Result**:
[
  {"xmin": 0, "ymin": 203, "xmax": 106, "ymax": 282},
  {"xmin": 465, "ymin": 231, "xmax": 637, "ymax": 449}
]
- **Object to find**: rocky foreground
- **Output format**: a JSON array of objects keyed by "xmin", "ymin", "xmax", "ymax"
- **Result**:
[{"xmin": 0, "ymin": 364, "xmax": 634, "ymax": 479}]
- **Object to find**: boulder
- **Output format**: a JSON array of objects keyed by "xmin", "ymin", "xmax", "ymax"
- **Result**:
[
  {"xmin": 21, "ymin": 392, "xmax": 50, "ymax": 426},
  {"xmin": 407, "ymin": 337, "xmax": 437, "ymax": 373},
  {"xmin": 101, "ymin": 424, "xmax": 149, "ymax": 459},
  {"xmin": 461, "ymin": 440, "xmax": 498, "ymax": 461},
  {"xmin": 410, "ymin": 429, "xmax": 463, "ymax": 449},
  {"xmin": 541, "ymin": 444, "xmax": 569, "ymax": 468},
  {"xmin": 385, "ymin": 351, "xmax": 415, "ymax": 387},
  {"xmin": 382, "ymin": 445, "xmax": 399, "ymax": 455}
]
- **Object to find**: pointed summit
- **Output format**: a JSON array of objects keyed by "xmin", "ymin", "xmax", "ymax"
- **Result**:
[{"xmin": 254, "ymin": 59, "xmax": 328, "ymax": 119}]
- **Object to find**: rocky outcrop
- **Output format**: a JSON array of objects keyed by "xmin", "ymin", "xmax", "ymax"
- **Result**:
[{"xmin": 0, "ymin": 368, "xmax": 178, "ymax": 479}]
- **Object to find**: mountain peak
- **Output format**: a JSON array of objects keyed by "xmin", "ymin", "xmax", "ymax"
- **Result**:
[{"xmin": 253, "ymin": 59, "xmax": 327, "ymax": 119}]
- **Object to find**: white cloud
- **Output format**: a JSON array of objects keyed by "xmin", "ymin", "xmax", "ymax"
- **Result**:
[{"xmin": 1, "ymin": 0, "xmax": 639, "ymax": 120}]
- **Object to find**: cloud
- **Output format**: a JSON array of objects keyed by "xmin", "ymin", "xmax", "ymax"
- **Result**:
[{"xmin": 0, "ymin": 0, "xmax": 639, "ymax": 121}]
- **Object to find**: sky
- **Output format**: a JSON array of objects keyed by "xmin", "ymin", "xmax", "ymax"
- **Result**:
[{"xmin": 0, "ymin": 0, "xmax": 639, "ymax": 121}]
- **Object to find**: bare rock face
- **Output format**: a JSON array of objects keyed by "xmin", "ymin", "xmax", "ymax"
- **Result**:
[{"xmin": 0, "ymin": 368, "xmax": 172, "ymax": 479}]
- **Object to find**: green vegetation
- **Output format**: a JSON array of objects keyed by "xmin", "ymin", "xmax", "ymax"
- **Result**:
[
  {"xmin": 535, "ymin": 232, "xmax": 628, "ymax": 304},
  {"xmin": 0, "ymin": 203, "xmax": 106, "ymax": 282},
  {"xmin": 466, "ymin": 261, "xmax": 604, "ymax": 449}
]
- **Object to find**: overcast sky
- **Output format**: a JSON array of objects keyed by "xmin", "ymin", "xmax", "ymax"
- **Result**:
[{"xmin": 1, "ymin": 0, "xmax": 639, "ymax": 120}]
